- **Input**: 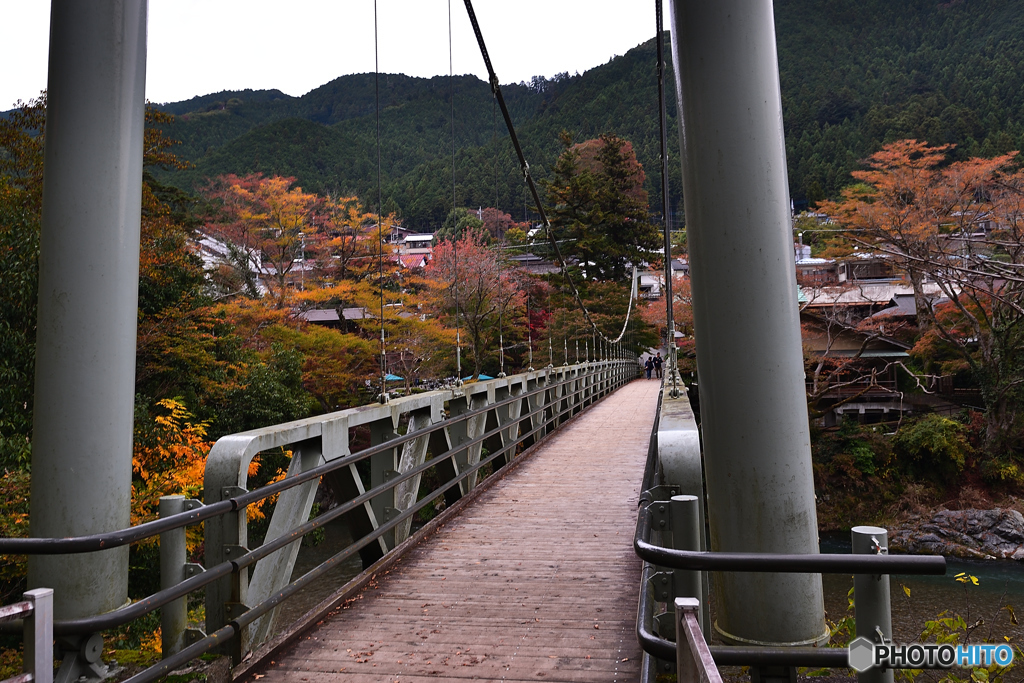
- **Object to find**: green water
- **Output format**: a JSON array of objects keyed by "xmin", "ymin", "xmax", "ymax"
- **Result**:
[{"xmin": 820, "ymin": 533, "xmax": 1024, "ymax": 644}]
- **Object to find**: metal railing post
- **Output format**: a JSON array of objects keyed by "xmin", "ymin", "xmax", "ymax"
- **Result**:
[
  {"xmin": 160, "ymin": 496, "xmax": 188, "ymax": 657},
  {"xmin": 369, "ymin": 417, "xmax": 399, "ymax": 550},
  {"xmin": 393, "ymin": 406, "xmax": 437, "ymax": 544},
  {"xmin": 247, "ymin": 439, "xmax": 324, "ymax": 648},
  {"xmin": 463, "ymin": 391, "xmax": 490, "ymax": 491},
  {"xmin": 571, "ymin": 367, "xmax": 582, "ymax": 415},
  {"xmin": 552, "ymin": 369, "xmax": 566, "ymax": 428},
  {"xmin": 24, "ymin": 588, "xmax": 53, "ymax": 683},
  {"xmin": 670, "ymin": 495, "xmax": 704, "ymax": 632},
  {"xmin": 852, "ymin": 526, "xmax": 894, "ymax": 683},
  {"xmin": 521, "ymin": 375, "xmax": 543, "ymax": 448}
]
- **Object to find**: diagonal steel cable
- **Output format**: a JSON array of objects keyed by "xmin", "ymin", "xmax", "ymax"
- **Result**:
[{"xmin": 461, "ymin": 0, "xmax": 637, "ymax": 347}]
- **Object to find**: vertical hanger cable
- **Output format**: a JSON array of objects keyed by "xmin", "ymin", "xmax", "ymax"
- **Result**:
[
  {"xmin": 374, "ymin": 0, "xmax": 387, "ymax": 402},
  {"xmin": 449, "ymin": 0, "xmax": 462, "ymax": 383}
]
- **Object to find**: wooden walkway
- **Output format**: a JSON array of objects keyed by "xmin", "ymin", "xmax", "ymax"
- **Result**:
[{"xmin": 253, "ymin": 379, "xmax": 662, "ymax": 683}]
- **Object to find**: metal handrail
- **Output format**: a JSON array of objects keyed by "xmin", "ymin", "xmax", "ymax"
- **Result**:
[
  {"xmin": 0, "ymin": 501, "xmax": 234, "ymax": 555},
  {"xmin": 635, "ymin": 496, "xmax": 949, "ymax": 670},
  {"xmin": 122, "ymin": 437, "xmax": 530, "ymax": 683},
  {"xmin": 0, "ymin": 368, "xmax": 593, "ymax": 556},
  {"xmin": 4, "ymin": 363, "xmax": 624, "ymax": 634},
  {"xmin": 637, "ymin": 562, "xmax": 850, "ymax": 667},
  {"xmin": 634, "ymin": 505, "xmax": 947, "ymax": 575},
  {"xmin": 120, "ymin": 362, "xmax": 635, "ymax": 683}
]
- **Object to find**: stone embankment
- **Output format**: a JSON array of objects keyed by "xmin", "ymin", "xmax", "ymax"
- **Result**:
[{"xmin": 888, "ymin": 508, "xmax": 1024, "ymax": 560}]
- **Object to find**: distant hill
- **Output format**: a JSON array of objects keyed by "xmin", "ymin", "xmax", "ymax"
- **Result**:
[
  {"xmin": 148, "ymin": 0, "xmax": 1024, "ymax": 228},
  {"xmin": 775, "ymin": 0, "xmax": 1024, "ymax": 204}
]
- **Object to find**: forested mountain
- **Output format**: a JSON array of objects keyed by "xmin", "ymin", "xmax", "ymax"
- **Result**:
[
  {"xmin": 777, "ymin": 0, "xmax": 1024, "ymax": 204},
  {"xmin": 149, "ymin": 0, "xmax": 1024, "ymax": 228}
]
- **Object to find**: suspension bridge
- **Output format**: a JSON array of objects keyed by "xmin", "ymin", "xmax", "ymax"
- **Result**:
[
  {"xmin": 1, "ymin": 1, "xmax": 952, "ymax": 683},
  {"xmin": 248, "ymin": 380, "xmax": 661, "ymax": 683}
]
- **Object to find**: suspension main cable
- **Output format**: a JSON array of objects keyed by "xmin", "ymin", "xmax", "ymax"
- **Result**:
[{"xmin": 461, "ymin": 0, "xmax": 637, "ymax": 346}]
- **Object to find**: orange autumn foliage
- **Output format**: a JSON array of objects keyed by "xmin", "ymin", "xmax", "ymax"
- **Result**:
[
  {"xmin": 132, "ymin": 399, "xmax": 286, "ymax": 550},
  {"xmin": 823, "ymin": 139, "xmax": 1024, "ymax": 456},
  {"xmin": 131, "ymin": 399, "xmax": 211, "ymax": 548},
  {"xmin": 203, "ymin": 174, "xmax": 319, "ymax": 308},
  {"xmin": 819, "ymin": 139, "xmax": 1017, "ymax": 276}
]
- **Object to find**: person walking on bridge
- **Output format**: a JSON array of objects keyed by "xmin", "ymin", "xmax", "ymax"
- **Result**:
[
  {"xmin": 644, "ymin": 356, "xmax": 654, "ymax": 379},
  {"xmin": 653, "ymin": 352, "xmax": 663, "ymax": 379}
]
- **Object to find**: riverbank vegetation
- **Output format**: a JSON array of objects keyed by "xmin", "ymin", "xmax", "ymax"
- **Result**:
[{"xmin": 810, "ymin": 139, "xmax": 1024, "ymax": 530}]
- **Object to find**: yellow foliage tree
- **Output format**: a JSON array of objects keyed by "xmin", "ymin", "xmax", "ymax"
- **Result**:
[{"xmin": 131, "ymin": 399, "xmax": 212, "ymax": 545}]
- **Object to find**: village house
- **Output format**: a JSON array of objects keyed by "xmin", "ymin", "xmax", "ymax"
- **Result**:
[{"xmin": 800, "ymin": 309, "xmax": 913, "ymax": 426}]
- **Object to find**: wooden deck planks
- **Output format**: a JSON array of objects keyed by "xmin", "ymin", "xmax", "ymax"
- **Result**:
[{"xmin": 254, "ymin": 379, "xmax": 661, "ymax": 683}]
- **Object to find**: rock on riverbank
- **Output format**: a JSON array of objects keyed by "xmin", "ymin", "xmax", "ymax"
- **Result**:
[{"xmin": 888, "ymin": 508, "xmax": 1024, "ymax": 560}]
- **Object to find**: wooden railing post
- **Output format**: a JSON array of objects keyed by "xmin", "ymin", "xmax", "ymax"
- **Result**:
[{"xmin": 675, "ymin": 598, "xmax": 722, "ymax": 683}]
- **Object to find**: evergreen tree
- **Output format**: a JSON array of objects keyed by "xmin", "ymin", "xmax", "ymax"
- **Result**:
[{"xmin": 542, "ymin": 132, "xmax": 660, "ymax": 281}]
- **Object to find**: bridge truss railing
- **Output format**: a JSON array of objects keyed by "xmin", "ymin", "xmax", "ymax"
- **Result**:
[{"xmin": 0, "ymin": 359, "xmax": 636, "ymax": 683}]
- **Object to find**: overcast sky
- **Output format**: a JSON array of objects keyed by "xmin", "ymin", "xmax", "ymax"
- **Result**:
[{"xmin": 2, "ymin": 1, "xmax": 659, "ymax": 109}]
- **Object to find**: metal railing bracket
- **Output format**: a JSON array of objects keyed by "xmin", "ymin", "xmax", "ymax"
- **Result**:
[
  {"xmin": 648, "ymin": 571, "xmax": 675, "ymax": 602},
  {"xmin": 639, "ymin": 485, "xmax": 680, "ymax": 507},
  {"xmin": 221, "ymin": 486, "xmax": 247, "ymax": 501},
  {"xmin": 224, "ymin": 603, "xmax": 250, "ymax": 620}
]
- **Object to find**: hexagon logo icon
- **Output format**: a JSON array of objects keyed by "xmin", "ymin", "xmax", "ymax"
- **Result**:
[{"xmin": 848, "ymin": 636, "xmax": 876, "ymax": 672}]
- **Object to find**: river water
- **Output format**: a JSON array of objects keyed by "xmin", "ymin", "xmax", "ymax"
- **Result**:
[
  {"xmin": 820, "ymin": 533, "xmax": 1024, "ymax": 644},
  {"xmin": 268, "ymin": 517, "xmax": 365, "ymax": 636}
]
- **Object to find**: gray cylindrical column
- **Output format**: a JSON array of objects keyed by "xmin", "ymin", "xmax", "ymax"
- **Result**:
[
  {"xmin": 670, "ymin": 495, "xmax": 705, "ymax": 633},
  {"xmin": 852, "ymin": 526, "xmax": 894, "ymax": 683},
  {"xmin": 667, "ymin": 0, "xmax": 827, "ymax": 646},
  {"xmin": 160, "ymin": 496, "xmax": 188, "ymax": 657},
  {"xmin": 29, "ymin": 0, "xmax": 148, "ymax": 620}
]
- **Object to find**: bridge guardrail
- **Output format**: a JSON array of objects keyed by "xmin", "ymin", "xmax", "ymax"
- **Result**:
[
  {"xmin": 0, "ymin": 359, "xmax": 637, "ymax": 683},
  {"xmin": 634, "ymin": 450, "xmax": 949, "ymax": 679},
  {"xmin": 0, "ymin": 589, "xmax": 52, "ymax": 683}
]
